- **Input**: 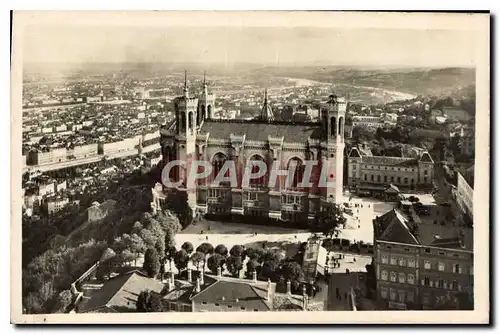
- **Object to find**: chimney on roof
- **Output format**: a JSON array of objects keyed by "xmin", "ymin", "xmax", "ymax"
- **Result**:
[
  {"xmin": 195, "ymin": 277, "xmax": 201, "ymax": 293},
  {"xmin": 286, "ymin": 280, "xmax": 291, "ymax": 295},
  {"xmin": 217, "ymin": 266, "xmax": 222, "ymax": 278},
  {"xmin": 302, "ymin": 294, "xmax": 308, "ymax": 311},
  {"xmin": 187, "ymin": 268, "xmax": 192, "ymax": 282},
  {"xmin": 170, "ymin": 271, "xmax": 175, "ymax": 286},
  {"xmin": 459, "ymin": 229, "xmax": 466, "ymax": 248},
  {"xmin": 267, "ymin": 279, "xmax": 272, "ymax": 301},
  {"xmin": 168, "ymin": 277, "xmax": 174, "ymax": 292},
  {"xmin": 200, "ymin": 273, "xmax": 204, "ymax": 285},
  {"xmin": 252, "ymin": 270, "xmax": 257, "ymax": 283}
]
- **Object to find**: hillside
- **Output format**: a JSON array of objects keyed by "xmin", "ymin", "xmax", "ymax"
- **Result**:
[{"xmin": 257, "ymin": 66, "xmax": 475, "ymax": 97}]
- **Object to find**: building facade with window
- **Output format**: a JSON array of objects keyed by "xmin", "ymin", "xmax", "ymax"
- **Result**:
[
  {"xmin": 347, "ymin": 146, "xmax": 434, "ymax": 197},
  {"xmin": 373, "ymin": 206, "xmax": 473, "ymax": 310},
  {"xmin": 160, "ymin": 73, "xmax": 347, "ymax": 224},
  {"xmin": 456, "ymin": 166, "xmax": 474, "ymax": 220}
]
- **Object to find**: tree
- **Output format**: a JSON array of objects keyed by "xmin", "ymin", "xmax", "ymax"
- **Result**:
[
  {"xmin": 154, "ymin": 239, "xmax": 165, "ymax": 258},
  {"xmin": 245, "ymin": 247, "xmax": 265, "ymax": 262},
  {"xmin": 196, "ymin": 243, "xmax": 214, "ymax": 256},
  {"xmin": 51, "ymin": 290, "xmax": 73, "ymax": 313},
  {"xmin": 165, "ymin": 246, "xmax": 177, "ymax": 272},
  {"xmin": 260, "ymin": 259, "xmax": 280, "ymax": 282},
  {"xmin": 143, "ymin": 248, "xmax": 160, "ymax": 279},
  {"xmin": 164, "ymin": 228, "xmax": 175, "ymax": 249},
  {"xmin": 139, "ymin": 229, "xmax": 156, "ymax": 250},
  {"xmin": 174, "ymin": 249, "xmax": 189, "ymax": 272},
  {"xmin": 207, "ymin": 253, "xmax": 226, "ymax": 274},
  {"xmin": 226, "ymin": 256, "xmax": 243, "ymax": 277},
  {"xmin": 230, "ymin": 245, "xmax": 245, "ymax": 258},
  {"xmin": 165, "ymin": 189, "xmax": 193, "ymax": 228},
  {"xmin": 181, "ymin": 241, "xmax": 194, "ymax": 255},
  {"xmin": 190, "ymin": 251, "xmax": 205, "ymax": 272},
  {"xmin": 132, "ymin": 221, "xmax": 143, "ymax": 234},
  {"xmin": 196, "ymin": 242, "xmax": 214, "ymax": 274},
  {"xmin": 246, "ymin": 260, "xmax": 260, "ymax": 278},
  {"xmin": 312, "ymin": 203, "xmax": 346, "ymax": 238},
  {"xmin": 136, "ymin": 290, "xmax": 165, "ymax": 312},
  {"xmin": 280, "ymin": 260, "xmax": 306, "ymax": 291},
  {"xmin": 214, "ymin": 244, "xmax": 228, "ymax": 256}
]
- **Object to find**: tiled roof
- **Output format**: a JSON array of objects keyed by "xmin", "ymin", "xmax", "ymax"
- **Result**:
[
  {"xmin": 191, "ymin": 278, "xmax": 272, "ymax": 311},
  {"xmin": 78, "ymin": 271, "xmax": 165, "ymax": 313},
  {"xmin": 374, "ymin": 209, "xmax": 473, "ymax": 251},
  {"xmin": 377, "ymin": 209, "xmax": 420, "ymax": 245},
  {"xmin": 199, "ymin": 119, "xmax": 323, "ymax": 143},
  {"xmin": 361, "ymin": 156, "xmax": 419, "ymax": 166}
]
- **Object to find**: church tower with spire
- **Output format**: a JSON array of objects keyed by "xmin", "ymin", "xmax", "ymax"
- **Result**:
[
  {"xmin": 198, "ymin": 71, "xmax": 216, "ymax": 125},
  {"xmin": 260, "ymin": 88, "xmax": 275, "ymax": 121},
  {"xmin": 173, "ymin": 71, "xmax": 198, "ymax": 196}
]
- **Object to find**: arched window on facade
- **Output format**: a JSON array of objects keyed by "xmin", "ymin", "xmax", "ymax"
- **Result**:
[
  {"xmin": 179, "ymin": 111, "xmax": 186, "ymax": 132},
  {"xmin": 188, "ymin": 111, "xmax": 193, "ymax": 130},
  {"xmin": 200, "ymin": 105, "xmax": 206, "ymax": 123},
  {"xmin": 248, "ymin": 155, "xmax": 267, "ymax": 188},
  {"xmin": 322, "ymin": 115, "xmax": 328, "ymax": 135},
  {"xmin": 287, "ymin": 157, "xmax": 305, "ymax": 190},
  {"xmin": 211, "ymin": 153, "xmax": 227, "ymax": 185},
  {"xmin": 330, "ymin": 117, "xmax": 337, "ymax": 137},
  {"xmin": 207, "ymin": 105, "xmax": 212, "ymax": 119},
  {"xmin": 338, "ymin": 116, "xmax": 344, "ymax": 137}
]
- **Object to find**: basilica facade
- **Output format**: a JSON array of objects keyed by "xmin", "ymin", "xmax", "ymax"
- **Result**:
[{"xmin": 159, "ymin": 73, "xmax": 346, "ymax": 223}]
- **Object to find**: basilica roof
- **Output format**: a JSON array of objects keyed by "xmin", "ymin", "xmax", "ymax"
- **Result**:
[{"xmin": 199, "ymin": 119, "xmax": 323, "ymax": 143}]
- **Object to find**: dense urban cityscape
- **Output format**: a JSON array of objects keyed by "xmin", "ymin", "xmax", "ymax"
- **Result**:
[{"xmin": 20, "ymin": 61, "xmax": 476, "ymax": 314}]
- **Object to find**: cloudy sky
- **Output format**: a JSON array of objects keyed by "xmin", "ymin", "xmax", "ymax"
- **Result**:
[{"xmin": 21, "ymin": 13, "xmax": 481, "ymax": 68}]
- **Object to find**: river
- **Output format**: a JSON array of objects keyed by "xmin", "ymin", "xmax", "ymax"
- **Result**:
[{"xmin": 280, "ymin": 77, "xmax": 417, "ymax": 102}]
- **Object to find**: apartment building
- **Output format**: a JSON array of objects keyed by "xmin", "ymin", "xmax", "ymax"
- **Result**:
[
  {"xmin": 373, "ymin": 202, "xmax": 473, "ymax": 310},
  {"xmin": 348, "ymin": 145, "xmax": 434, "ymax": 197}
]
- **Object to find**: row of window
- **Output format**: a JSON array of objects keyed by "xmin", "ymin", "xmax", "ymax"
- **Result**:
[
  {"xmin": 380, "ymin": 287, "xmax": 414, "ymax": 303},
  {"xmin": 165, "ymin": 302, "xmax": 191, "ymax": 312},
  {"xmin": 200, "ymin": 301, "xmax": 259, "ymax": 311},
  {"xmin": 363, "ymin": 174, "xmax": 420, "ymax": 184},
  {"xmin": 380, "ymin": 271, "xmax": 415, "ymax": 284},
  {"xmin": 381, "ymin": 255, "xmax": 416, "ymax": 267},
  {"xmin": 380, "ymin": 271, "xmax": 463, "ymax": 291},
  {"xmin": 356, "ymin": 165, "xmax": 420, "ymax": 173},
  {"xmin": 381, "ymin": 256, "xmax": 468, "ymax": 274}
]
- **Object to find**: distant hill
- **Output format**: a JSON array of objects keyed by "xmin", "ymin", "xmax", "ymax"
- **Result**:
[{"xmin": 255, "ymin": 66, "xmax": 475, "ymax": 97}]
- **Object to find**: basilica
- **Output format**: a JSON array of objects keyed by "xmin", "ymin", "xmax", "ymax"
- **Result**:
[{"xmin": 158, "ymin": 73, "xmax": 346, "ymax": 224}]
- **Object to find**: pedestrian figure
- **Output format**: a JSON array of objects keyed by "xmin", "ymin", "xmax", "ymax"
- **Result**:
[{"xmin": 205, "ymin": 236, "xmax": 208, "ymax": 240}]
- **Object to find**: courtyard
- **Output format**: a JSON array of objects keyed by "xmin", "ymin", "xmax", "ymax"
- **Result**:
[{"xmin": 134, "ymin": 195, "xmax": 397, "ymax": 279}]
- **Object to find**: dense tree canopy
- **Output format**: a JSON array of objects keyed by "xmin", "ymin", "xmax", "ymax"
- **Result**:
[
  {"xmin": 136, "ymin": 290, "xmax": 165, "ymax": 312},
  {"xmin": 143, "ymin": 248, "xmax": 161, "ymax": 278}
]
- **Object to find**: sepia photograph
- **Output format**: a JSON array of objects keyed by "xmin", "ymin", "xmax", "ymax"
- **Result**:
[{"xmin": 10, "ymin": 10, "xmax": 490, "ymax": 324}]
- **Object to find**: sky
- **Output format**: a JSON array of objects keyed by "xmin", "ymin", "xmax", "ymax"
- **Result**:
[{"xmin": 22, "ymin": 25, "xmax": 479, "ymax": 68}]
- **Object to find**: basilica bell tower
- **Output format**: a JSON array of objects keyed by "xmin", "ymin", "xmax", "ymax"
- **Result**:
[{"xmin": 320, "ymin": 93, "xmax": 346, "ymax": 204}]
